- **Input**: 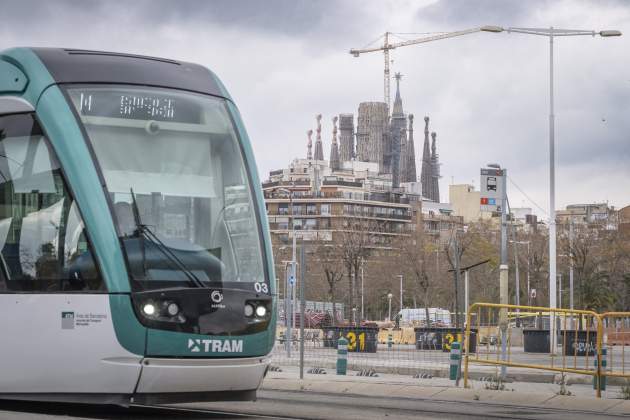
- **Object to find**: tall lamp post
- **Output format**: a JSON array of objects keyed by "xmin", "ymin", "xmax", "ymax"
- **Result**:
[
  {"xmin": 387, "ymin": 293, "xmax": 393, "ymax": 321},
  {"xmin": 488, "ymin": 26, "xmax": 621, "ymax": 354}
]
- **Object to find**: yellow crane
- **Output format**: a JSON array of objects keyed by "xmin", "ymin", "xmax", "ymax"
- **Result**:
[{"xmin": 349, "ymin": 26, "xmax": 502, "ymax": 111}]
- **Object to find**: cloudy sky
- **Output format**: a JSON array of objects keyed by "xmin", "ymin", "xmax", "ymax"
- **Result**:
[{"xmin": 1, "ymin": 0, "xmax": 629, "ymax": 217}]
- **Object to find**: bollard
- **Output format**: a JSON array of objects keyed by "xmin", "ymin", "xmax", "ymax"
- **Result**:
[
  {"xmin": 449, "ymin": 342, "xmax": 461, "ymax": 381},
  {"xmin": 593, "ymin": 347, "xmax": 607, "ymax": 392},
  {"xmin": 337, "ymin": 336, "xmax": 348, "ymax": 375},
  {"xmin": 387, "ymin": 331, "xmax": 393, "ymax": 348}
]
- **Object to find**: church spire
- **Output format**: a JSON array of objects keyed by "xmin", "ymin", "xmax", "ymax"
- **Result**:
[
  {"xmin": 420, "ymin": 116, "xmax": 432, "ymax": 200},
  {"xmin": 404, "ymin": 114, "xmax": 417, "ymax": 183},
  {"xmin": 306, "ymin": 129, "xmax": 313, "ymax": 160},
  {"xmin": 329, "ymin": 116, "xmax": 340, "ymax": 171},
  {"xmin": 314, "ymin": 114, "xmax": 324, "ymax": 161},
  {"xmin": 430, "ymin": 131, "xmax": 440, "ymax": 203},
  {"xmin": 392, "ymin": 72, "xmax": 404, "ymax": 117}
]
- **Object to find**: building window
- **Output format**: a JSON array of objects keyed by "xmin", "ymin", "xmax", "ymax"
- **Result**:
[
  {"xmin": 306, "ymin": 204, "xmax": 317, "ymax": 215},
  {"xmin": 276, "ymin": 216, "xmax": 289, "ymax": 230},
  {"xmin": 304, "ymin": 219, "xmax": 317, "ymax": 230},
  {"xmin": 278, "ymin": 204, "xmax": 289, "ymax": 215},
  {"xmin": 320, "ymin": 218, "xmax": 330, "ymax": 229},
  {"xmin": 321, "ymin": 204, "xmax": 331, "ymax": 216}
]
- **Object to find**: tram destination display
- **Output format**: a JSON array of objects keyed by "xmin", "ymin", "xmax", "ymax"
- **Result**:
[{"xmin": 77, "ymin": 89, "xmax": 201, "ymax": 123}]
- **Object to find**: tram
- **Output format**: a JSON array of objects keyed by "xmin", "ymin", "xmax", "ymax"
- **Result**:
[{"xmin": 0, "ymin": 48, "xmax": 275, "ymax": 404}]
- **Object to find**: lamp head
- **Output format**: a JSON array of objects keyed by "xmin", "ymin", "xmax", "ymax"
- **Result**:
[
  {"xmin": 481, "ymin": 25, "xmax": 504, "ymax": 33},
  {"xmin": 600, "ymin": 30, "xmax": 622, "ymax": 37}
]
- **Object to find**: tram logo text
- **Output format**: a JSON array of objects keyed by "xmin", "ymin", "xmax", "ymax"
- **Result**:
[{"xmin": 188, "ymin": 338, "xmax": 243, "ymax": 353}]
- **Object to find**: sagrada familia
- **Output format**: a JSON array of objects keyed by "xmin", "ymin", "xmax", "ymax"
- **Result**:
[{"xmin": 306, "ymin": 73, "xmax": 441, "ymax": 202}]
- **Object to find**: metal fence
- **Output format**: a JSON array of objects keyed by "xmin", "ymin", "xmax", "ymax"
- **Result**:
[
  {"xmin": 269, "ymin": 303, "xmax": 630, "ymax": 398},
  {"xmin": 271, "ymin": 322, "xmax": 459, "ymax": 376},
  {"xmin": 462, "ymin": 303, "xmax": 630, "ymax": 398}
]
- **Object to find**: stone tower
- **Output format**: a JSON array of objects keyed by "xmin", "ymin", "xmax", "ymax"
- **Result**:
[
  {"xmin": 356, "ymin": 102, "xmax": 388, "ymax": 171},
  {"xmin": 329, "ymin": 116, "xmax": 340, "ymax": 171},
  {"xmin": 420, "ymin": 116, "xmax": 432, "ymax": 200},
  {"xmin": 338, "ymin": 113, "xmax": 355, "ymax": 162},
  {"xmin": 388, "ymin": 73, "xmax": 406, "ymax": 187},
  {"xmin": 313, "ymin": 114, "xmax": 324, "ymax": 161}
]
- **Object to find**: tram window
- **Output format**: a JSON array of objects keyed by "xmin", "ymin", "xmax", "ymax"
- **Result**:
[
  {"xmin": 0, "ymin": 113, "xmax": 104, "ymax": 292},
  {"xmin": 67, "ymin": 85, "xmax": 267, "ymax": 290}
]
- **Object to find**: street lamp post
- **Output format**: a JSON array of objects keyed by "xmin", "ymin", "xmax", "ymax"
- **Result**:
[
  {"xmin": 387, "ymin": 293, "xmax": 393, "ymax": 321},
  {"xmin": 398, "ymin": 274, "xmax": 403, "ymax": 315},
  {"xmin": 360, "ymin": 258, "xmax": 365, "ymax": 321},
  {"xmin": 489, "ymin": 25, "xmax": 621, "ymax": 355},
  {"xmin": 278, "ymin": 187, "xmax": 296, "ymax": 356}
]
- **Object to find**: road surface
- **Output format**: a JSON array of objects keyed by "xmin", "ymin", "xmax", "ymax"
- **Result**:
[{"xmin": 0, "ymin": 390, "xmax": 628, "ymax": 419}]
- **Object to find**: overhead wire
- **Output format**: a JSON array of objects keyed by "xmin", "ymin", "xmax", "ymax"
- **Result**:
[{"xmin": 507, "ymin": 176, "xmax": 549, "ymax": 217}]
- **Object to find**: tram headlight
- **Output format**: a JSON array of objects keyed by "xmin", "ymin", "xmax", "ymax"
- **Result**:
[
  {"xmin": 166, "ymin": 302, "xmax": 180, "ymax": 316},
  {"xmin": 244, "ymin": 303, "xmax": 255, "ymax": 317},
  {"xmin": 143, "ymin": 303, "xmax": 156, "ymax": 316},
  {"xmin": 255, "ymin": 305, "xmax": 267, "ymax": 318}
]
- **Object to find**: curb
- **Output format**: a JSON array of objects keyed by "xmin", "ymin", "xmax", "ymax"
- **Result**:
[{"xmin": 261, "ymin": 377, "xmax": 630, "ymax": 414}]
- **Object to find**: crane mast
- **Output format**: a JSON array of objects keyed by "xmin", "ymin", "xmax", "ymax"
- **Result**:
[{"xmin": 350, "ymin": 26, "xmax": 501, "ymax": 110}]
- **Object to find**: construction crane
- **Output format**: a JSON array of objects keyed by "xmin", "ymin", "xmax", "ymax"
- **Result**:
[{"xmin": 349, "ymin": 26, "xmax": 502, "ymax": 111}]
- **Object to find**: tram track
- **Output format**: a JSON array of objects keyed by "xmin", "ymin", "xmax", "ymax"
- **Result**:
[
  {"xmin": 1, "ymin": 390, "xmax": 629, "ymax": 419},
  {"xmin": 168, "ymin": 389, "xmax": 630, "ymax": 420}
]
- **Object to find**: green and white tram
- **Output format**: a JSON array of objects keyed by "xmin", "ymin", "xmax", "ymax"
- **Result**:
[{"xmin": 0, "ymin": 48, "xmax": 275, "ymax": 404}]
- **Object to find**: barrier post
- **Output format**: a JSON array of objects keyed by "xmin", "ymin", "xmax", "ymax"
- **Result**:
[
  {"xmin": 594, "ymin": 347, "xmax": 607, "ymax": 393},
  {"xmin": 336, "ymin": 336, "xmax": 348, "ymax": 375},
  {"xmin": 387, "ymin": 331, "xmax": 393, "ymax": 348},
  {"xmin": 450, "ymin": 342, "xmax": 461, "ymax": 381},
  {"xmin": 463, "ymin": 306, "xmax": 473, "ymax": 388}
]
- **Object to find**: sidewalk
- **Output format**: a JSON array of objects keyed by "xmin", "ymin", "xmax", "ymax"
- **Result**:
[{"xmin": 262, "ymin": 368, "xmax": 630, "ymax": 415}]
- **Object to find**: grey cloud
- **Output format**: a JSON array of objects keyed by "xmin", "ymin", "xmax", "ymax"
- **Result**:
[
  {"xmin": 0, "ymin": 0, "xmax": 627, "ymax": 210},
  {"xmin": 417, "ymin": 0, "xmax": 549, "ymax": 27},
  {"xmin": 3, "ymin": 0, "xmax": 371, "ymax": 40}
]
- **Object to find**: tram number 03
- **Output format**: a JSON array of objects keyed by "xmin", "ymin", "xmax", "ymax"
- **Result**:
[
  {"xmin": 254, "ymin": 282, "xmax": 268, "ymax": 294},
  {"xmin": 345, "ymin": 331, "xmax": 366, "ymax": 352}
]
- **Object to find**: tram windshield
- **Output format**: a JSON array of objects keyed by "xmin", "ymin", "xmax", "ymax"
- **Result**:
[{"xmin": 66, "ymin": 85, "xmax": 266, "ymax": 290}]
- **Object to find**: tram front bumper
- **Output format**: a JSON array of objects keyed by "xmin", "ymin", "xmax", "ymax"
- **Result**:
[{"xmin": 134, "ymin": 356, "xmax": 269, "ymax": 396}]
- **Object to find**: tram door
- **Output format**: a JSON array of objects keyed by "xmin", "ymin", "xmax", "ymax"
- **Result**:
[{"xmin": 0, "ymin": 107, "xmax": 141, "ymax": 394}]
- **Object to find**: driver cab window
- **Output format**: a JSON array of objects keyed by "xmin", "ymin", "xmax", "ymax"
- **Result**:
[{"xmin": 0, "ymin": 113, "xmax": 103, "ymax": 292}]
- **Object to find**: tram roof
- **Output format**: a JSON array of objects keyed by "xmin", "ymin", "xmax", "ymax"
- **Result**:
[{"xmin": 30, "ymin": 48, "xmax": 226, "ymax": 98}]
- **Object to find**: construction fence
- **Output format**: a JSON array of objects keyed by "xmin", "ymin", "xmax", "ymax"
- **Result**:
[{"xmin": 269, "ymin": 302, "xmax": 630, "ymax": 397}]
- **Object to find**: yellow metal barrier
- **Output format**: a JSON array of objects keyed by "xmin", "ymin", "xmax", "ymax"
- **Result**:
[{"xmin": 463, "ymin": 302, "xmax": 605, "ymax": 398}]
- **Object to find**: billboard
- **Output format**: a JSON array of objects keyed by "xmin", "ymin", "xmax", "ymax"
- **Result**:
[{"xmin": 480, "ymin": 168, "xmax": 505, "ymax": 213}]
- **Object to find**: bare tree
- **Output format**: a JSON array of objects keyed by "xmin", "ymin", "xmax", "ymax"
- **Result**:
[
  {"xmin": 314, "ymin": 240, "xmax": 344, "ymax": 325},
  {"xmin": 397, "ymin": 227, "xmax": 434, "ymax": 326},
  {"xmin": 340, "ymin": 218, "xmax": 379, "ymax": 319}
]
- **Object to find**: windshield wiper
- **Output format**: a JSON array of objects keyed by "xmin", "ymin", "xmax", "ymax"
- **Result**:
[{"xmin": 129, "ymin": 188, "xmax": 207, "ymax": 289}]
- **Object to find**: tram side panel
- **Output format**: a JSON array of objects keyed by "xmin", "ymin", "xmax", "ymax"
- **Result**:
[{"xmin": 0, "ymin": 294, "xmax": 142, "ymax": 394}]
